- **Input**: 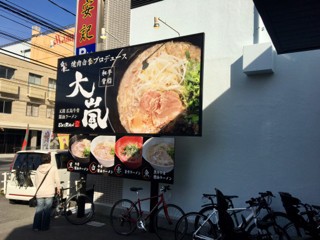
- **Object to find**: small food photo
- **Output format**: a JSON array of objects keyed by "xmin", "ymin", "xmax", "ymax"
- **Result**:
[
  {"xmin": 115, "ymin": 136, "xmax": 143, "ymax": 169},
  {"xmin": 69, "ymin": 135, "xmax": 92, "ymax": 164},
  {"xmin": 142, "ymin": 137, "xmax": 175, "ymax": 173},
  {"xmin": 91, "ymin": 135, "xmax": 116, "ymax": 167}
]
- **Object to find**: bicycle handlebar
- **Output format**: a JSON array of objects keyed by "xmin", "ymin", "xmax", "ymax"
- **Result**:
[
  {"xmin": 245, "ymin": 191, "xmax": 274, "ymax": 208},
  {"xmin": 160, "ymin": 185, "xmax": 171, "ymax": 192}
]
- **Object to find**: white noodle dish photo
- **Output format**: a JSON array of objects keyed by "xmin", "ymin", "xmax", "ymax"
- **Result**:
[
  {"xmin": 142, "ymin": 137, "xmax": 175, "ymax": 173},
  {"xmin": 91, "ymin": 135, "xmax": 116, "ymax": 167}
]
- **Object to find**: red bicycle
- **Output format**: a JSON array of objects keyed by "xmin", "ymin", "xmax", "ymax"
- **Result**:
[{"xmin": 110, "ymin": 185, "xmax": 184, "ymax": 240}]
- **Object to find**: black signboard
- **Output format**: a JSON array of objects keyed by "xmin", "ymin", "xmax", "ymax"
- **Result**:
[
  {"xmin": 54, "ymin": 33, "xmax": 204, "ymax": 136},
  {"xmin": 66, "ymin": 135, "xmax": 175, "ymax": 183}
]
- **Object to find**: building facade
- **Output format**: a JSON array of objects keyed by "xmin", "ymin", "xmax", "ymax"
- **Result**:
[
  {"xmin": 1, "ymin": 0, "xmax": 319, "ymax": 214},
  {"xmin": 0, "ymin": 26, "xmax": 74, "ymax": 153},
  {"xmin": 126, "ymin": 0, "xmax": 320, "ymax": 212}
]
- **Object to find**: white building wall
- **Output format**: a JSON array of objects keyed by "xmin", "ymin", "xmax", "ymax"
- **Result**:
[
  {"xmin": 129, "ymin": 0, "xmax": 320, "ymax": 212},
  {"xmin": 0, "ymin": 42, "xmax": 30, "ymax": 59}
]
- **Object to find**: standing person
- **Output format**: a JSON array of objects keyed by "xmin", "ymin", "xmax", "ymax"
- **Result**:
[{"xmin": 32, "ymin": 153, "xmax": 60, "ymax": 231}]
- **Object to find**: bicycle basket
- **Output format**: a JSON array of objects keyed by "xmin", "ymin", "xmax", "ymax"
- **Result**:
[{"xmin": 279, "ymin": 192, "xmax": 301, "ymax": 206}]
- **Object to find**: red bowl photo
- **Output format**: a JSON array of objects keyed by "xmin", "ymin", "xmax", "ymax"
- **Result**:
[{"xmin": 115, "ymin": 136, "xmax": 143, "ymax": 169}]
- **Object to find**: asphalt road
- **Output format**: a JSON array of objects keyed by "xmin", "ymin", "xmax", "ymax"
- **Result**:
[
  {"xmin": 0, "ymin": 158, "xmax": 11, "ymax": 194},
  {"xmin": 0, "ymin": 158, "xmax": 11, "ymax": 176}
]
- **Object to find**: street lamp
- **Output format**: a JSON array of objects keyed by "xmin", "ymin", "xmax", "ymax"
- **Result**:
[{"xmin": 153, "ymin": 17, "xmax": 180, "ymax": 36}]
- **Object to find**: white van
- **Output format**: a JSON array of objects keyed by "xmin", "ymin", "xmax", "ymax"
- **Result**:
[{"xmin": 3, "ymin": 150, "xmax": 71, "ymax": 202}]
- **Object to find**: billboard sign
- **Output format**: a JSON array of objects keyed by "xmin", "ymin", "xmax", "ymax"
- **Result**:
[{"xmin": 54, "ymin": 33, "xmax": 204, "ymax": 136}]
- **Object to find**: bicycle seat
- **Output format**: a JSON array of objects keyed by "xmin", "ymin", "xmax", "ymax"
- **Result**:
[
  {"xmin": 130, "ymin": 187, "xmax": 143, "ymax": 192},
  {"xmin": 225, "ymin": 195, "xmax": 238, "ymax": 200},
  {"xmin": 203, "ymin": 193, "xmax": 238, "ymax": 199}
]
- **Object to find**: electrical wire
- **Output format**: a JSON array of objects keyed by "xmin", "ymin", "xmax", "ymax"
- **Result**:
[
  {"xmin": 0, "ymin": 11, "xmax": 74, "ymax": 52},
  {"xmin": 48, "ymin": 0, "xmax": 75, "ymax": 16},
  {"xmin": 0, "ymin": 30, "xmax": 67, "ymax": 58},
  {"xmin": 0, "ymin": 0, "xmax": 74, "ymax": 39},
  {"xmin": 0, "ymin": 12, "xmax": 30, "ymax": 30},
  {"xmin": 0, "ymin": 1, "xmax": 76, "ymax": 69},
  {"xmin": 0, "ymin": 48, "xmax": 57, "ymax": 70},
  {"xmin": 6, "ymin": 0, "xmax": 71, "ymax": 30}
]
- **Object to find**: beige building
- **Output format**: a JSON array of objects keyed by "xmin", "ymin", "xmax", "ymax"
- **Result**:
[
  {"xmin": 0, "ymin": 26, "xmax": 75, "ymax": 153},
  {"xmin": 30, "ymin": 26, "xmax": 74, "ymax": 67}
]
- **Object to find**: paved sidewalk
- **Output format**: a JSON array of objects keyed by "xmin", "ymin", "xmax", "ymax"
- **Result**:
[
  {"xmin": 3, "ymin": 216, "xmax": 159, "ymax": 240},
  {"xmin": 0, "ymin": 195, "xmax": 160, "ymax": 240},
  {"xmin": 0, "ymin": 154, "xmax": 14, "ymax": 160}
]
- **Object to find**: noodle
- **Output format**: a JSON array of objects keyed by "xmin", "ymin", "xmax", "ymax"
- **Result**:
[
  {"xmin": 71, "ymin": 139, "xmax": 90, "ymax": 158},
  {"xmin": 117, "ymin": 42, "xmax": 201, "ymax": 134},
  {"xmin": 93, "ymin": 142, "xmax": 114, "ymax": 160},
  {"xmin": 147, "ymin": 143, "xmax": 174, "ymax": 166}
]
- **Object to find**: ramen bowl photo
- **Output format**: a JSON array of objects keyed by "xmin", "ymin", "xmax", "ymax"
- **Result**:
[
  {"xmin": 142, "ymin": 137, "xmax": 175, "ymax": 173},
  {"xmin": 115, "ymin": 136, "xmax": 143, "ymax": 169},
  {"xmin": 91, "ymin": 136, "xmax": 115, "ymax": 167},
  {"xmin": 69, "ymin": 135, "xmax": 91, "ymax": 164},
  {"xmin": 115, "ymin": 41, "xmax": 202, "ymax": 135}
]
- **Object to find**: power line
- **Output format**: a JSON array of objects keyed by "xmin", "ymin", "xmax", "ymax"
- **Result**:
[
  {"xmin": 0, "ymin": 30, "xmax": 67, "ymax": 58},
  {"xmin": 48, "ymin": 0, "xmax": 75, "ymax": 16},
  {"xmin": 0, "ymin": 12, "xmax": 30, "ymax": 30},
  {"xmin": 0, "ymin": 1, "xmax": 75, "ymax": 68},
  {"xmin": 0, "ymin": 1, "xmax": 74, "ymax": 39},
  {"xmin": 0, "ymin": 11, "xmax": 74, "ymax": 52},
  {"xmin": 0, "ymin": 48, "xmax": 57, "ymax": 70},
  {"xmin": 6, "ymin": 0, "xmax": 68, "ymax": 29}
]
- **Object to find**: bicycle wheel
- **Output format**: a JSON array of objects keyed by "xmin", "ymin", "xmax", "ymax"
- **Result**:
[
  {"xmin": 262, "ymin": 211, "xmax": 302, "ymax": 238},
  {"xmin": 110, "ymin": 199, "xmax": 139, "ymax": 235},
  {"xmin": 153, "ymin": 203, "xmax": 184, "ymax": 240},
  {"xmin": 247, "ymin": 219, "xmax": 290, "ymax": 240},
  {"xmin": 175, "ymin": 212, "xmax": 216, "ymax": 240},
  {"xmin": 64, "ymin": 194, "xmax": 94, "ymax": 225}
]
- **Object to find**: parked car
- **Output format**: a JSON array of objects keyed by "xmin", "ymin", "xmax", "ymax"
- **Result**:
[{"xmin": 3, "ymin": 150, "xmax": 72, "ymax": 202}]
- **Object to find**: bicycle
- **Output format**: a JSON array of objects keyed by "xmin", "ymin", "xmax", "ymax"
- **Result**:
[
  {"xmin": 51, "ymin": 177, "xmax": 95, "ymax": 225},
  {"xmin": 279, "ymin": 191, "xmax": 320, "ymax": 239},
  {"xmin": 110, "ymin": 185, "xmax": 184, "ymax": 240},
  {"xmin": 175, "ymin": 191, "xmax": 240, "ymax": 240},
  {"xmin": 175, "ymin": 189, "xmax": 291, "ymax": 239}
]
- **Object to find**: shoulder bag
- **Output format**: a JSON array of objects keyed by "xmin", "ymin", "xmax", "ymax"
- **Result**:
[{"xmin": 29, "ymin": 167, "xmax": 52, "ymax": 207}]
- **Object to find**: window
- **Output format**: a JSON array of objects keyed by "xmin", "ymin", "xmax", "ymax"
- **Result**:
[
  {"xmin": 13, "ymin": 153, "xmax": 42, "ymax": 171},
  {"xmin": 48, "ymin": 78, "xmax": 56, "ymax": 89},
  {"xmin": 0, "ymin": 65, "xmax": 15, "ymax": 79},
  {"xmin": 47, "ymin": 107, "xmax": 54, "ymax": 119},
  {"xmin": 56, "ymin": 152, "xmax": 69, "ymax": 169},
  {"xmin": 28, "ymin": 73, "xmax": 42, "ymax": 85},
  {"xmin": 26, "ymin": 103, "xmax": 39, "ymax": 117},
  {"xmin": 0, "ymin": 100, "xmax": 12, "ymax": 114}
]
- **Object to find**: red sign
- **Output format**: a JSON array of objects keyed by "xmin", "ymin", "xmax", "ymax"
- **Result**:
[
  {"xmin": 53, "ymin": 34, "xmax": 73, "ymax": 46},
  {"xmin": 75, "ymin": 0, "xmax": 99, "ymax": 49}
]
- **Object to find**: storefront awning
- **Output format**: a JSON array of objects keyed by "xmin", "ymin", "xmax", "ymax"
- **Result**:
[{"xmin": 253, "ymin": 0, "xmax": 320, "ymax": 54}]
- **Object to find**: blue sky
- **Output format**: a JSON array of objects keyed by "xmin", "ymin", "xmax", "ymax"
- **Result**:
[{"xmin": 0, "ymin": 0, "xmax": 77, "ymax": 45}]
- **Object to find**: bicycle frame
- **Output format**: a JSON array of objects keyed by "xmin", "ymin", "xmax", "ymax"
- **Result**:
[
  {"xmin": 191, "ymin": 205, "xmax": 264, "ymax": 240},
  {"xmin": 130, "ymin": 189, "xmax": 174, "ymax": 228},
  {"xmin": 54, "ymin": 178, "xmax": 87, "ymax": 216},
  {"xmin": 192, "ymin": 209, "xmax": 218, "ymax": 240}
]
